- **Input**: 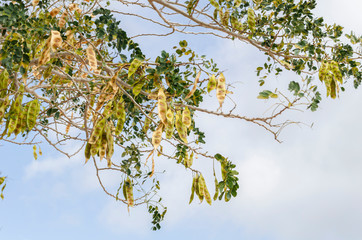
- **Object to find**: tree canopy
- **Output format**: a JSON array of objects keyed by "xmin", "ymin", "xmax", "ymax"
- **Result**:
[{"xmin": 1, "ymin": 0, "xmax": 362, "ymax": 230}]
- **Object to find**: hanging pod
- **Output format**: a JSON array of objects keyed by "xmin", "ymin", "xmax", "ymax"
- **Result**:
[
  {"xmin": 175, "ymin": 111, "xmax": 188, "ymax": 143},
  {"xmin": 165, "ymin": 109, "xmax": 174, "ymax": 139},
  {"xmin": 182, "ymin": 106, "xmax": 191, "ymax": 129},
  {"xmin": 157, "ymin": 88, "xmax": 167, "ymax": 124},
  {"xmin": 152, "ymin": 123, "xmax": 164, "ymax": 150},
  {"xmin": 216, "ymin": 73, "xmax": 226, "ymax": 107}
]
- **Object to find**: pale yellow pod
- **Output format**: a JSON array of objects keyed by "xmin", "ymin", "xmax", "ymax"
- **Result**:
[
  {"xmin": 50, "ymin": 30, "xmax": 63, "ymax": 51},
  {"xmin": 247, "ymin": 8, "xmax": 256, "ymax": 33},
  {"xmin": 165, "ymin": 109, "xmax": 174, "ymax": 139},
  {"xmin": 125, "ymin": 178, "xmax": 134, "ymax": 207},
  {"xmin": 33, "ymin": 145, "xmax": 38, "ymax": 160},
  {"xmin": 49, "ymin": 7, "xmax": 62, "ymax": 18},
  {"xmin": 183, "ymin": 151, "xmax": 190, "ymax": 168},
  {"xmin": 216, "ymin": 73, "xmax": 226, "ymax": 107},
  {"xmin": 152, "ymin": 123, "xmax": 163, "ymax": 150},
  {"xmin": 185, "ymin": 71, "xmax": 201, "ymax": 99},
  {"xmin": 38, "ymin": 38, "xmax": 51, "ymax": 65},
  {"xmin": 175, "ymin": 111, "xmax": 188, "ymax": 143},
  {"xmin": 200, "ymin": 174, "xmax": 212, "ymax": 205},
  {"xmin": 182, "ymin": 106, "xmax": 191, "ymax": 129},
  {"xmin": 86, "ymin": 45, "xmax": 97, "ymax": 71},
  {"xmin": 158, "ymin": 88, "xmax": 167, "ymax": 124},
  {"xmin": 58, "ymin": 12, "xmax": 67, "ymax": 28},
  {"xmin": 207, "ymin": 74, "xmax": 217, "ymax": 92}
]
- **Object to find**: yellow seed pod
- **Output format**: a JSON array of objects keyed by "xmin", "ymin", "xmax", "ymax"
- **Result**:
[
  {"xmin": 26, "ymin": 99, "xmax": 40, "ymax": 131},
  {"xmin": 102, "ymin": 101, "xmax": 113, "ymax": 118},
  {"xmin": 207, "ymin": 74, "xmax": 217, "ymax": 93},
  {"xmin": 0, "ymin": 69, "xmax": 9, "ymax": 98},
  {"xmin": 165, "ymin": 109, "xmax": 174, "ymax": 139},
  {"xmin": 199, "ymin": 174, "xmax": 212, "ymax": 205},
  {"xmin": 216, "ymin": 73, "xmax": 226, "ymax": 107},
  {"xmin": 50, "ymin": 30, "xmax": 63, "ymax": 51},
  {"xmin": 86, "ymin": 45, "xmax": 97, "ymax": 71},
  {"xmin": 189, "ymin": 176, "xmax": 196, "ymax": 204},
  {"xmin": 125, "ymin": 178, "xmax": 134, "ymax": 207},
  {"xmin": 147, "ymin": 91, "xmax": 158, "ymax": 100},
  {"xmin": 182, "ymin": 106, "xmax": 191, "ymax": 129},
  {"xmin": 330, "ymin": 61, "xmax": 343, "ymax": 84},
  {"xmin": 105, "ymin": 124, "xmax": 114, "ymax": 166},
  {"xmin": 221, "ymin": 10, "xmax": 230, "ymax": 27},
  {"xmin": 84, "ymin": 143, "xmax": 91, "ymax": 163},
  {"xmin": 128, "ymin": 58, "xmax": 142, "ymax": 78},
  {"xmin": 158, "ymin": 88, "xmax": 167, "ymax": 124},
  {"xmin": 247, "ymin": 8, "xmax": 256, "ymax": 33},
  {"xmin": 49, "ymin": 7, "xmax": 62, "ymax": 18},
  {"xmin": 38, "ymin": 38, "xmax": 51, "ymax": 65},
  {"xmin": 143, "ymin": 114, "xmax": 151, "ymax": 134},
  {"xmin": 183, "ymin": 151, "xmax": 190, "ymax": 168},
  {"xmin": 195, "ymin": 175, "xmax": 204, "ymax": 202},
  {"xmin": 185, "ymin": 71, "xmax": 201, "ymax": 99},
  {"xmin": 152, "ymin": 123, "xmax": 163, "ymax": 150},
  {"xmin": 58, "ymin": 12, "xmax": 67, "ymax": 28},
  {"xmin": 175, "ymin": 111, "xmax": 188, "ymax": 143},
  {"xmin": 99, "ymin": 133, "xmax": 107, "ymax": 161},
  {"xmin": 189, "ymin": 151, "xmax": 194, "ymax": 167},
  {"xmin": 318, "ymin": 61, "xmax": 328, "ymax": 82},
  {"xmin": 90, "ymin": 143, "xmax": 98, "ymax": 157},
  {"xmin": 88, "ymin": 118, "xmax": 106, "ymax": 144}
]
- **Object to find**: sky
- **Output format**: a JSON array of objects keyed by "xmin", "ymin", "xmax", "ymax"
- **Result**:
[{"xmin": 1, "ymin": 0, "xmax": 362, "ymax": 239}]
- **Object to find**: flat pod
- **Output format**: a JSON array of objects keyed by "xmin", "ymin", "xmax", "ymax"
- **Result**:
[
  {"xmin": 88, "ymin": 118, "xmax": 106, "ymax": 144},
  {"xmin": 157, "ymin": 88, "xmax": 167, "ymax": 124},
  {"xmin": 84, "ymin": 143, "xmax": 91, "ymax": 163},
  {"xmin": 207, "ymin": 74, "xmax": 216, "ymax": 93},
  {"xmin": 175, "ymin": 111, "xmax": 188, "ymax": 143},
  {"xmin": 86, "ymin": 45, "xmax": 97, "ymax": 71},
  {"xmin": 185, "ymin": 71, "xmax": 201, "ymax": 99},
  {"xmin": 247, "ymin": 8, "xmax": 256, "ymax": 33},
  {"xmin": 165, "ymin": 109, "xmax": 174, "ymax": 139},
  {"xmin": 50, "ymin": 31, "xmax": 63, "ymax": 51},
  {"xmin": 216, "ymin": 73, "xmax": 226, "ymax": 107},
  {"xmin": 26, "ymin": 100, "xmax": 40, "ymax": 131},
  {"xmin": 182, "ymin": 106, "xmax": 191, "ymax": 129},
  {"xmin": 152, "ymin": 123, "xmax": 163, "ymax": 150}
]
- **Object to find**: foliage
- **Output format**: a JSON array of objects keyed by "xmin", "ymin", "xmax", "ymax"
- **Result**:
[{"xmin": 0, "ymin": 0, "xmax": 361, "ymax": 230}]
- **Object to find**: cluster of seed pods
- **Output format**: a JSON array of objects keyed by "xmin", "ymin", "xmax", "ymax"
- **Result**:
[{"xmin": 189, "ymin": 173, "xmax": 212, "ymax": 205}]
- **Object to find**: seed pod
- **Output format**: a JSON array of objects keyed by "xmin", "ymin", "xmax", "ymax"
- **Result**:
[
  {"xmin": 182, "ymin": 106, "xmax": 191, "ymax": 129},
  {"xmin": 183, "ymin": 151, "xmax": 190, "ymax": 168},
  {"xmin": 209, "ymin": 0, "xmax": 219, "ymax": 9},
  {"xmin": 199, "ymin": 174, "xmax": 212, "ymax": 205},
  {"xmin": 319, "ymin": 61, "xmax": 328, "ymax": 82},
  {"xmin": 213, "ymin": 176, "xmax": 219, "ymax": 201},
  {"xmin": 221, "ymin": 160, "xmax": 227, "ymax": 181},
  {"xmin": 207, "ymin": 74, "xmax": 217, "ymax": 92},
  {"xmin": 8, "ymin": 94, "xmax": 23, "ymax": 136},
  {"xmin": 195, "ymin": 175, "xmax": 204, "ymax": 202},
  {"xmin": 88, "ymin": 118, "xmax": 106, "ymax": 144},
  {"xmin": 152, "ymin": 123, "xmax": 163, "ymax": 150},
  {"xmin": 50, "ymin": 30, "xmax": 62, "ymax": 51},
  {"xmin": 247, "ymin": 8, "xmax": 256, "ymax": 33},
  {"xmin": 98, "ymin": 133, "xmax": 107, "ymax": 161},
  {"xmin": 84, "ymin": 143, "xmax": 91, "ymax": 163},
  {"xmin": 175, "ymin": 111, "xmax": 188, "ymax": 143},
  {"xmin": 189, "ymin": 151, "xmax": 194, "ymax": 167},
  {"xmin": 125, "ymin": 178, "xmax": 134, "ymax": 207},
  {"xmin": 128, "ymin": 58, "xmax": 142, "ymax": 78},
  {"xmin": 0, "ymin": 96, "xmax": 9, "ymax": 121},
  {"xmin": 189, "ymin": 176, "xmax": 196, "ymax": 204},
  {"xmin": 102, "ymin": 101, "xmax": 113, "ymax": 118},
  {"xmin": 216, "ymin": 73, "xmax": 226, "ymax": 107},
  {"xmin": 90, "ymin": 143, "xmax": 98, "ymax": 157},
  {"xmin": 58, "ymin": 12, "xmax": 67, "ymax": 28},
  {"xmin": 185, "ymin": 71, "xmax": 201, "ymax": 99},
  {"xmin": 143, "ymin": 114, "xmax": 151, "ymax": 134},
  {"xmin": 221, "ymin": 10, "xmax": 230, "ymax": 27},
  {"xmin": 122, "ymin": 181, "xmax": 128, "ymax": 201},
  {"xmin": 115, "ymin": 103, "xmax": 126, "ymax": 136},
  {"xmin": 26, "ymin": 100, "xmax": 40, "ymax": 131},
  {"xmin": 330, "ymin": 61, "xmax": 343, "ymax": 84},
  {"xmin": 86, "ymin": 45, "xmax": 97, "ymax": 71},
  {"xmin": 105, "ymin": 123, "xmax": 114, "ymax": 166},
  {"xmin": 158, "ymin": 88, "xmax": 167, "ymax": 124},
  {"xmin": 49, "ymin": 7, "xmax": 62, "ymax": 18},
  {"xmin": 0, "ymin": 69, "xmax": 9, "ymax": 98},
  {"xmin": 38, "ymin": 38, "xmax": 51, "ymax": 66},
  {"xmin": 165, "ymin": 109, "xmax": 174, "ymax": 139}
]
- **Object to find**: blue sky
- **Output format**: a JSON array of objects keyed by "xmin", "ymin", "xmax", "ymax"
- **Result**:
[{"xmin": 2, "ymin": 0, "xmax": 362, "ymax": 239}]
